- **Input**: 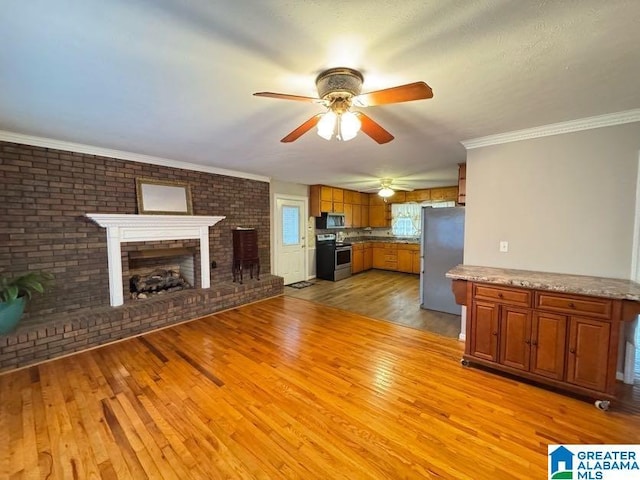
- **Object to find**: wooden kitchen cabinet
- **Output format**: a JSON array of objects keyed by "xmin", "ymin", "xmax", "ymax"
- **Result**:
[
  {"xmin": 343, "ymin": 203, "xmax": 353, "ymax": 227},
  {"xmin": 469, "ymin": 300, "xmax": 499, "ymax": 362},
  {"xmin": 352, "ymin": 204, "xmax": 362, "ymax": 228},
  {"xmin": 332, "ymin": 188, "xmax": 344, "ymax": 213},
  {"xmin": 405, "ymin": 189, "xmax": 431, "ymax": 203},
  {"xmin": 369, "ymin": 205, "xmax": 390, "ymax": 227},
  {"xmin": 397, "ymin": 244, "xmax": 420, "ymax": 274},
  {"xmin": 457, "ymin": 163, "xmax": 466, "ymax": 205},
  {"xmin": 351, "ymin": 243, "xmax": 364, "ymax": 274},
  {"xmin": 310, "ymin": 185, "xmax": 352, "ymax": 215},
  {"xmin": 310, "ymin": 185, "xmax": 334, "ymax": 216},
  {"xmin": 529, "ymin": 312, "xmax": 567, "ymax": 380},
  {"xmin": 411, "ymin": 250, "xmax": 420, "ymax": 274},
  {"xmin": 372, "ymin": 243, "xmax": 398, "ymax": 270},
  {"xmin": 430, "ymin": 186, "xmax": 458, "ymax": 202},
  {"xmin": 361, "ymin": 205, "xmax": 369, "ymax": 228},
  {"xmin": 397, "ymin": 248, "xmax": 412, "ymax": 273},
  {"xmin": 458, "ymin": 280, "xmax": 625, "ymax": 406},
  {"xmin": 363, "ymin": 243, "xmax": 372, "ymax": 270},
  {"xmin": 566, "ymin": 316, "xmax": 610, "ymax": 391}
]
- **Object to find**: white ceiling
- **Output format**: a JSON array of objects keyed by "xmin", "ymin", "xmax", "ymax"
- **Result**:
[{"xmin": 1, "ymin": 1, "xmax": 639, "ymax": 191}]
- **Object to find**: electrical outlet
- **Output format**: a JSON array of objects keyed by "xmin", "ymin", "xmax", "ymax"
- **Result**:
[{"xmin": 499, "ymin": 241, "xmax": 509, "ymax": 253}]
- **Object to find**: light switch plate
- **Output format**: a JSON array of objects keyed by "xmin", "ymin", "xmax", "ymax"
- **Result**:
[{"xmin": 499, "ymin": 241, "xmax": 509, "ymax": 253}]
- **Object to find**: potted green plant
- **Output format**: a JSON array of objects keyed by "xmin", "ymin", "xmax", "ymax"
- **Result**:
[{"xmin": 0, "ymin": 272, "xmax": 53, "ymax": 334}]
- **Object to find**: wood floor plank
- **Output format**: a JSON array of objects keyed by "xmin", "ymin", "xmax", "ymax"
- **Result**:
[{"xmin": 1, "ymin": 296, "xmax": 639, "ymax": 479}]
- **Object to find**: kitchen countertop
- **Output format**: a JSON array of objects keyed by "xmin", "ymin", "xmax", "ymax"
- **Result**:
[
  {"xmin": 446, "ymin": 264, "xmax": 640, "ymax": 301},
  {"xmin": 348, "ymin": 237, "xmax": 420, "ymax": 244}
]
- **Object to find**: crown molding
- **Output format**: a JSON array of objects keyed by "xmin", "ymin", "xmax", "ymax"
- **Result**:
[
  {"xmin": 461, "ymin": 108, "xmax": 640, "ymax": 150},
  {"xmin": 0, "ymin": 130, "xmax": 271, "ymax": 183}
]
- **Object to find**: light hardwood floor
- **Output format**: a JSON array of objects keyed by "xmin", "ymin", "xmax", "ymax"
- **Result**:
[
  {"xmin": 285, "ymin": 270, "xmax": 462, "ymax": 338},
  {"xmin": 1, "ymin": 296, "xmax": 638, "ymax": 479}
]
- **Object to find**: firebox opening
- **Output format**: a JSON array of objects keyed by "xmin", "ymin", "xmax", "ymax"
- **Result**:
[{"xmin": 128, "ymin": 247, "xmax": 196, "ymax": 300}]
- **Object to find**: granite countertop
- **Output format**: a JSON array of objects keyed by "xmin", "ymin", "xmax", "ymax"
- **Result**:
[
  {"xmin": 446, "ymin": 264, "xmax": 640, "ymax": 301},
  {"xmin": 349, "ymin": 237, "xmax": 420, "ymax": 244}
]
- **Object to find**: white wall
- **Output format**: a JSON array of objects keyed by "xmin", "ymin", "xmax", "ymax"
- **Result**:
[{"xmin": 464, "ymin": 123, "xmax": 640, "ymax": 279}]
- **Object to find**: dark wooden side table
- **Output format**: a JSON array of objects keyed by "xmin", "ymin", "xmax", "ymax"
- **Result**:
[{"xmin": 232, "ymin": 229, "xmax": 260, "ymax": 284}]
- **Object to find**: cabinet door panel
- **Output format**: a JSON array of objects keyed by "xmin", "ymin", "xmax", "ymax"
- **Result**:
[
  {"xmin": 363, "ymin": 244, "xmax": 372, "ymax": 270},
  {"xmin": 470, "ymin": 302, "xmax": 499, "ymax": 362},
  {"xmin": 352, "ymin": 204, "xmax": 361, "ymax": 227},
  {"xmin": 530, "ymin": 312, "xmax": 567, "ymax": 380},
  {"xmin": 498, "ymin": 307, "xmax": 531, "ymax": 371},
  {"xmin": 397, "ymin": 249, "xmax": 412, "ymax": 273},
  {"xmin": 344, "ymin": 203, "xmax": 353, "ymax": 227},
  {"xmin": 351, "ymin": 249, "xmax": 363, "ymax": 274},
  {"xmin": 372, "ymin": 247, "xmax": 386, "ymax": 269},
  {"xmin": 566, "ymin": 317, "xmax": 610, "ymax": 391}
]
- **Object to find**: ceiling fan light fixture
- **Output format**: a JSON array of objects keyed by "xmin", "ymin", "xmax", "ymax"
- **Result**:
[
  {"xmin": 317, "ymin": 110, "xmax": 337, "ymax": 140},
  {"xmin": 338, "ymin": 111, "xmax": 361, "ymax": 141},
  {"xmin": 378, "ymin": 187, "xmax": 394, "ymax": 198}
]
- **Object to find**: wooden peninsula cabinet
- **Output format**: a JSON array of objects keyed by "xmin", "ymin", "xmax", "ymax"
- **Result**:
[{"xmin": 448, "ymin": 266, "xmax": 640, "ymax": 410}]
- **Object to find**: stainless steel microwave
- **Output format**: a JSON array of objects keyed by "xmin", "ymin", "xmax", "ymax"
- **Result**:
[{"xmin": 316, "ymin": 212, "xmax": 346, "ymax": 229}]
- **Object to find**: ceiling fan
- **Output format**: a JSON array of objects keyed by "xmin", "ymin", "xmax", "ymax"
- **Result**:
[
  {"xmin": 365, "ymin": 178, "xmax": 414, "ymax": 198},
  {"xmin": 253, "ymin": 67, "xmax": 433, "ymax": 144}
]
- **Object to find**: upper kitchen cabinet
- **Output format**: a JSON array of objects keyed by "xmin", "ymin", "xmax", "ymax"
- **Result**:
[
  {"xmin": 310, "ymin": 185, "xmax": 345, "ymax": 216},
  {"xmin": 405, "ymin": 189, "xmax": 431, "ymax": 202},
  {"xmin": 457, "ymin": 164, "xmax": 466, "ymax": 205},
  {"xmin": 430, "ymin": 186, "xmax": 458, "ymax": 203},
  {"xmin": 332, "ymin": 188, "xmax": 344, "ymax": 213}
]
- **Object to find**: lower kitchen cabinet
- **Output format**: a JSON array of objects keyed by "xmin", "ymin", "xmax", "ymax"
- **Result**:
[
  {"xmin": 457, "ymin": 281, "xmax": 627, "ymax": 406},
  {"xmin": 363, "ymin": 243, "xmax": 372, "ymax": 270},
  {"xmin": 566, "ymin": 316, "xmax": 610, "ymax": 391},
  {"xmin": 372, "ymin": 243, "xmax": 398, "ymax": 270},
  {"xmin": 351, "ymin": 243, "xmax": 364, "ymax": 274},
  {"xmin": 397, "ymin": 244, "xmax": 420, "ymax": 274},
  {"xmin": 529, "ymin": 312, "xmax": 566, "ymax": 380}
]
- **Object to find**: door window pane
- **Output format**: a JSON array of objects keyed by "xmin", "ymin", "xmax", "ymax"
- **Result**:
[{"xmin": 282, "ymin": 205, "xmax": 300, "ymax": 245}]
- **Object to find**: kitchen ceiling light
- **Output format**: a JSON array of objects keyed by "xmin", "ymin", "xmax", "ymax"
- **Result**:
[{"xmin": 378, "ymin": 187, "xmax": 394, "ymax": 198}]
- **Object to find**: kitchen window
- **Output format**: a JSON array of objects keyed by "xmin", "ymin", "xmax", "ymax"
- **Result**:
[{"xmin": 391, "ymin": 201, "xmax": 455, "ymax": 237}]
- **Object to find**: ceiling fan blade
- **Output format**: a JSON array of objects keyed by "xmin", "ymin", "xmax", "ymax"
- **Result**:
[
  {"xmin": 355, "ymin": 112, "xmax": 394, "ymax": 144},
  {"xmin": 356, "ymin": 82, "xmax": 433, "ymax": 107},
  {"xmin": 280, "ymin": 114, "xmax": 323, "ymax": 143},
  {"xmin": 253, "ymin": 92, "xmax": 321, "ymax": 103}
]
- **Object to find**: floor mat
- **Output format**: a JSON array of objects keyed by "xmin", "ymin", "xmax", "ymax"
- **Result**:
[{"xmin": 286, "ymin": 281, "xmax": 314, "ymax": 289}]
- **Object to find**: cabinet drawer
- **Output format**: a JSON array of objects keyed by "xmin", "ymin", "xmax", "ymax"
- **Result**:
[
  {"xmin": 384, "ymin": 254, "xmax": 397, "ymax": 262},
  {"xmin": 535, "ymin": 292, "xmax": 612, "ymax": 319},
  {"xmin": 473, "ymin": 284, "xmax": 531, "ymax": 307},
  {"xmin": 352, "ymin": 243, "xmax": 364, "ymax": 251}
]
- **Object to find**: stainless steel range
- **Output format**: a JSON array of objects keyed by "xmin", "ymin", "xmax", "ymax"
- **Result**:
[{"xmin": 316, "ymin": 233, "xmax": 352, "ymax": 281}]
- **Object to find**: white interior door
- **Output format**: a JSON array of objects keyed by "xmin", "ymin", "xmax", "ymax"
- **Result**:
[{"xmin": 275, "ymin": 196, "xmax": 306, "ymax": 284}]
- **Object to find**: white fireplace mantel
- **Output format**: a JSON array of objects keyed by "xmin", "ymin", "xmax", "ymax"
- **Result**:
[{"xmin": 86, "ymin": 213, "xmax": 225, "ymax": 306}]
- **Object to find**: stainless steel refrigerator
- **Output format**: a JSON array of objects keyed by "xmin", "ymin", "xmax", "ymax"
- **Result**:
[{"xmin": 420, "ymin": 206, "xmax": 465, "ymax": 314}]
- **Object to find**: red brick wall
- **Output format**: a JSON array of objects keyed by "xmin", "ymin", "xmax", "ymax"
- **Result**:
[{"xmin": 0, "ymin": 141, "xmax": 271, "ymax": 321}]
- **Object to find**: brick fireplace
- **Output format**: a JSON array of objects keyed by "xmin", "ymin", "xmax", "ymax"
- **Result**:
[
  {"xmin": 85, "ymin": 213, "xmax": 225, "ymax": 306},
  {"xmin": 0, "ymin": 140, "xmax": 284, "ymax": 372}
]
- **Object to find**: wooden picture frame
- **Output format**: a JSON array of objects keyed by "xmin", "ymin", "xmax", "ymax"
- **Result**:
[{"xmin": 135, "ymin": 178, "xmax": 193, "ymax": 215}]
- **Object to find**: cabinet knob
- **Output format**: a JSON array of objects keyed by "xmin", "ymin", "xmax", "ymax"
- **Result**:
[
  {"xmin": 525, "ymin": 339, "xmax": 531, "ymax": 345},
  {"xmin": 497, "ymin": 293, "xmax": 503, "ymax": 298},
  {"xmin": 531, "ymin": 340, "xmax": 538, "ymax": 346},
  {"xmin": 492, "ymin": 331, "xmax": 498, "ymax": 336},
  {"xmin": 569, "ymin": 348, "xmax": 576, "ymax": 354},
  {"xmin": 568, "ymin": 302, "xmax": 576, "ymax": 309}
]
